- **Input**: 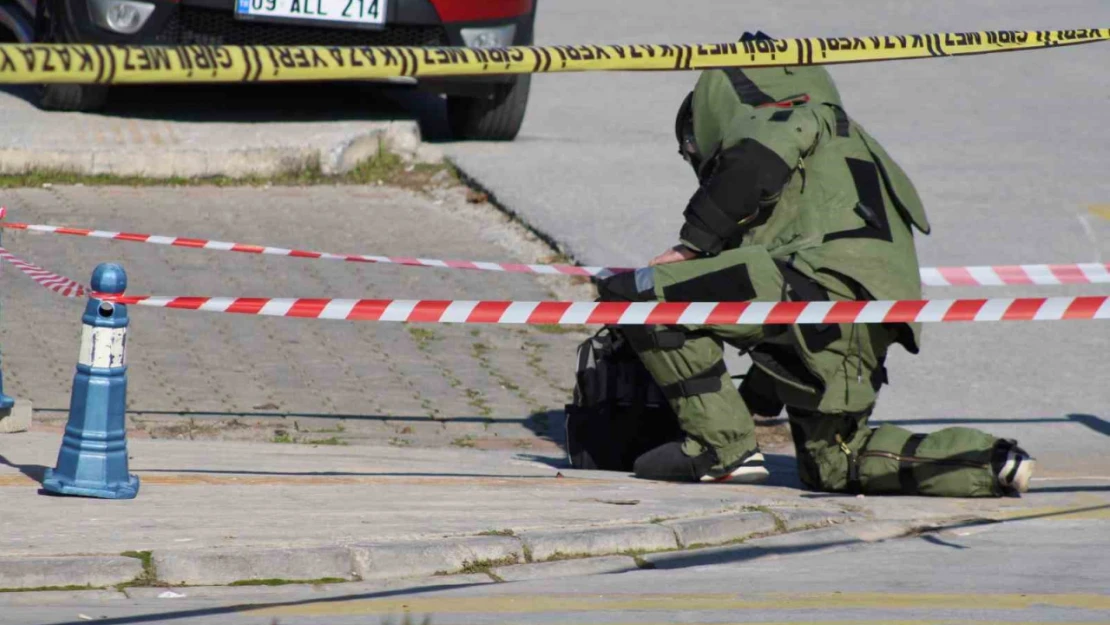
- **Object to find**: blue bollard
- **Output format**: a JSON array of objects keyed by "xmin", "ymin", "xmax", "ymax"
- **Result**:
[{"xmin": 42, "ymin": 263, "xmax": 139, "ymax": 499}]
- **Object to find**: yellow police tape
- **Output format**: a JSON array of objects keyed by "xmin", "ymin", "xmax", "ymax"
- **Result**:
[{"xmin": 0, "ymin": 28, "xmax": 1105, "ymax": 84}]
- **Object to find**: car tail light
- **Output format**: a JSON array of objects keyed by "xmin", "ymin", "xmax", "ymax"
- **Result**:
[{"xmin": 431, "ymin": 0, "xmax": 533, "ymax": 23}]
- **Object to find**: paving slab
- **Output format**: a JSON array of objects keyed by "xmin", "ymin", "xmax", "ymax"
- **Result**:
[
  {"xmin": 350, "ymin": 536, "xmax": 521, "ymax": 581},
  {"xmin": 661, "ymin": 511, "xmax": 777, "ymax": 549},
  {"xmin": 0, "ymin": 555, "xmax": 143, "ymax": 590},
  {"xmin": 518, "ymin": 524, "xmax": 678, "ymax": 562},
  {"xmin": 0, "ymin": 184, "xmax": 591, "ymax": 452},
  {"xmin": 153, "ymin": 546, "xmax": 356, "ymax": 587},
  {"xmin": 768, "ymin": 506, "xmax": 862, "ymax": 531}
]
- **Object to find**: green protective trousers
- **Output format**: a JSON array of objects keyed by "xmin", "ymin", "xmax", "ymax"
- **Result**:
[{"xmin": 629, "ymin": 245, "xmax": 1004, "ymax": 497}]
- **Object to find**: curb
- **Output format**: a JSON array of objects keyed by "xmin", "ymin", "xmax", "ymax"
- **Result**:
[
  {"xmin": 0, "ymin": 506, "xmax": 870, "ymax": 590},
  {"xmin": 0, "ymin": 399, "xmax": 32, "ymax": 434},
  {"xmin": 0, "ymin": 122, "xmax": 436, "ymax": 178},
  {"xmin": 0, "ymin": 555, "xmax": 143, "ymax": 590}
]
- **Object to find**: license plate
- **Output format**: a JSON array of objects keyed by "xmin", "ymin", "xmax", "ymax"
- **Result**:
[{"xmin": 235, "ymin": 0, "xmax": 387, "ymax": 29}]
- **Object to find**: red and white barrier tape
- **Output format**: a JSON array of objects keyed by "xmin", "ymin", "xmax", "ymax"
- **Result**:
[
  {"xmin": 3, "ymin": 244, "xmax": 1106, "ymax": 325},
  {"xmin": 0, "ymin": 220, "xmax": 622, "ymax": 278},
  {"xmin": 5, "ymin": 219, "xmax": 1110, "ymax": 287},
  {"xmin": 0, "ymin": 246, "xmax": 86, "ymax": 298},
  {"xmin": 98, "ymin": 294, "xmax": 1110, "ymax": 325}
]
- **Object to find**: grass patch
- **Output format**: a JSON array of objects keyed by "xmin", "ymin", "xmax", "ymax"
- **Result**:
[
  {"xmin": 228, "ymin": 577, "xmax": 347, "ymax": 587},
  {"xmin": 0, "ymin": 143, "xmax": 455, "ymax": 191},
  {"xmin": 408, "ymin": 327, "xmax": 439, "ymax": 351},
  {"xmin": 541, "ymin": 551, "xmax": 594, "ymax": 563},
  {"xmin": 305, "ymin": 436, "xmax": 347, "ymax": 446},
  {"xmin": 450, "ymin": 435, "xmax": 476, "ymax": 448},
  {"xmin": 463, "ymin": 389, "xmax": 491, "ymax": 418},
  {"xmin": 0, "ymin": 584, "xmax": 97, "ymax": 593},
  {"xmin": 388, "ymin": 437, "xmax": 413, "ymax": 447},
  {"xmin": 477, "ymin": 529, "xmax": 515, "ymax": 537},
  {"xmin": 533, "ymin": 324, "xmax": 589, "ymax": 335},
  {"xmin": 272, "ymin": 430, "xmax": 295, "ymax": 444},
  {"xmin": 451, "ymin": 554, "xmax": 520, "ymax": 576}
]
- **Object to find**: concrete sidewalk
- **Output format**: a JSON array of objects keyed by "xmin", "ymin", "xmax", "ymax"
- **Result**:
[
  {"xmin": 0, "ymin": 84, "xmax": 439, "ymax": 177},
  {"xmin": 4, "ymin": 430, "xmax": 1099, "ymax": 591}
]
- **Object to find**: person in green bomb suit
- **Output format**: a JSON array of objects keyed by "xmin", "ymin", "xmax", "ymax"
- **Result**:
[{"xmin": 598, "ymin": 46, "xmax": 1034, "ymax": 496}]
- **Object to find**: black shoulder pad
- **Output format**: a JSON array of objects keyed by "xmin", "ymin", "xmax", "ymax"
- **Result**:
[{"xmin": 680, "ymin": 139, "xmax": 792, "ymax": 254}]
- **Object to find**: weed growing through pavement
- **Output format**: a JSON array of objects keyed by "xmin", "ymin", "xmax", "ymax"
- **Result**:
[
  {"xmin": 117, "ymin": 551, "xmax": 161, "ymax": 589},
  {"xmin": 0, "ymin": 585, "xmax": 96, "ymax": 593},
  {"xmin": 0, "ymin": 142, "xmax": 458, "ymax": 191},
  {"xmin": 451, "ymin": 435, "xmax": 476, "ymax": 448},
  {"xmin": 305, "ymin": 437, "xmax": 347, "ymax": 446},
  {"xmin": 442, "ymin": 554, "xmax": 520, "ymax": 580},
  {"xmin": 533, "ymin": 324, "xmax": 589, "ymax": 335},
  {"xmin": 407, "ymin": 327, "xmax": 439, "ymax": 351}
]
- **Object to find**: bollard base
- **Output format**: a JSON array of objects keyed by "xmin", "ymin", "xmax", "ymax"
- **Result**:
[
  {"xmin": 0, "ymin": 399, "xmax": 32, "ymax": 433},
  {"xmin": 42, "ymin": 470, "xmax": 140, "ymax": 500}
]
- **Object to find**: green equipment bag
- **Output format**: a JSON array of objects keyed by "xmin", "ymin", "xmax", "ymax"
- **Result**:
[{"xmin": 565, "ymin": 328, "xmax": 683, "ymax": 471}]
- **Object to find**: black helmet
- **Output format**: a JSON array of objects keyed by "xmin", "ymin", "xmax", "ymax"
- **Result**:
[{"xmin": 674, "ymin": 90, "xmax": 699, "ymax": 172}]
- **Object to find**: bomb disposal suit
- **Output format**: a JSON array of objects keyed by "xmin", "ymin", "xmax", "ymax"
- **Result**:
[{"xmin": 598, "ymin": 64, "xmax": 1032, "ymax": 496}]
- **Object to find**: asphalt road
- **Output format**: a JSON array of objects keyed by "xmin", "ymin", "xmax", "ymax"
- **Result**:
[
  {"xmin": 446, "ymin": 0, "xmax": 1110, "ymax": 477},
  {"xmin": 4, "ymin": 513, "xmax": 1107, "ymax": 624}
]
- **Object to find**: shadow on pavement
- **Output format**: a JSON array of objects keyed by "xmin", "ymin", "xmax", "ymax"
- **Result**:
[
  {"xmin": 1030, "ymin": 484, "xmax": 1110, "ymax": 493},
  {"xmin": 522, "ymin": 408, "xmax": 566, "ymax": 444},
  {"xmin": 136, "ymin": 468, "xmax": 563, "ymax": 479},
  {"xmin": 40, "ymin": 580, "xmax": 485, "ymax": 625},
  {"xmin": 872, "ymin": 413, "xmax": 1110, "ymax": 438},
  {"xmin": 920, "ymin": 534, "xmax": 969, "ymax": 550},
  {"xmin": 0, "ymin": 452, "xmax": 47, "ymax": 484},
  {"xmin": 646, "ymin": 536, "xmax": 860, "ymax": 571},
  {"xmin": 0, "ymin": 81, "xmax": 454, "ymax": 141},
  {"xmin": 34, "ymin": 407, "xmax": 530, "ymax": 425}
]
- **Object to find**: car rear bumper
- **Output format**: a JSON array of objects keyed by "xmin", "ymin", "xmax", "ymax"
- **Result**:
[
  {"xmin": 54, "ymin": 0, "xmax": 534, "ymax": 47},
  {"xmin": 48, "ymin": 0, "xmax": 533, "ymax": 90}
]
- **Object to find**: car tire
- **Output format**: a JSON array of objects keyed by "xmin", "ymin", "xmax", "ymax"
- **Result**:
[
  {"xmin": 35, "ymin": 0, "xmax": 109, "ymax": 113},
  {"xmin": 38, "ymin": 84, "xmax": 109, "ymax": 112},
  {"xmin": 446, "ymin": 74, "xmax": 530, "ymax": 141}
]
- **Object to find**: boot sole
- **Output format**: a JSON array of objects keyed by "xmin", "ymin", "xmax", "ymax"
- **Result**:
[
  {"xmin": 1010, "ymin": 458, "xmax": 1035, "ymax": 494},
  {"xmin": 701, "ymin": 453, "xmax": 770, "ymax": 484}
]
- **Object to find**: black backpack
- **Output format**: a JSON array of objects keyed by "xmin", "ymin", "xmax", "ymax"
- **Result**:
[{"xmin": 564, "ymin": 328, "xmax": 682, "ymax": 471}]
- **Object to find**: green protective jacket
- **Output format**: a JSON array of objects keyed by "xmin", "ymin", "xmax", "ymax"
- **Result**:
[{"xmin": 680, "ymin": 67, "xmax": 930, "ymax": 353}]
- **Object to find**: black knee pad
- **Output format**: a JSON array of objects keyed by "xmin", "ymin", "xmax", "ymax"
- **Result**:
[{"xmin": 597, "ymin": 270, "xmax": 654, "ymax": 302}]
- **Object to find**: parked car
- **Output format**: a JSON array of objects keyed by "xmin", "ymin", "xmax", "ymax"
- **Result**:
[{"xmin": 0, "ymin": 0, "xmax": 535, "ymax": 139}]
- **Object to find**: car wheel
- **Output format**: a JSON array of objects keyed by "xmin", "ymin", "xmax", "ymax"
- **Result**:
[
  {"xmin": 446, "ymin": 75, "xmax": 530, "ymax": 141},
  {"xmin": 38, "ymin": 84, "xmax": 109, "ymax": 112},
  {"xmin": 36, "ymin": 0, "xmax": 109, "ymax": 113}
]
